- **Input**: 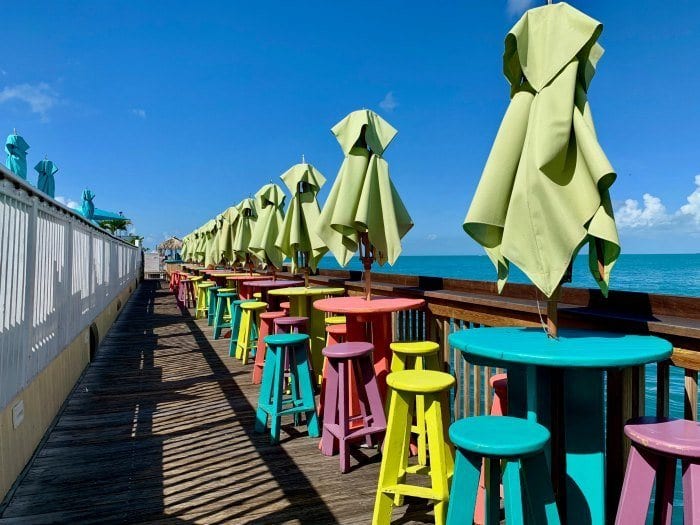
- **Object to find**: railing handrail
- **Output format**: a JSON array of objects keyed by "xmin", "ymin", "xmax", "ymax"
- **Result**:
[{"xmin": 0, "ymin": 164, "xmax": 134, "ymax": 246}]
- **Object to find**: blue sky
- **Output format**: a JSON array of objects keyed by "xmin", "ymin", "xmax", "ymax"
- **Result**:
[{"xmin": 2, "ymin": 0, "xmax": 699, "ymax": 255}]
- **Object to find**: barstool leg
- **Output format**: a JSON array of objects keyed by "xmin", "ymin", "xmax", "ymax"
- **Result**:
[
  {"xmin": 295, "ymin": 345, "xmax": 320, "ymax": 438},
  {"xmin": 521, "ymin": 452, "xmax": 560, "ymax": 524},
  {"xmin": 424, "ymin": 393, "xmax": 450, "ymax": 525},
  {"xmin": 321, "ymin": 358, "xmax": 340, "ymax": 456},
  {"xmin": 483, "ymin": 457, "xmax": 500, "ymax": 525},
  {"xmin": 338, "ymin": 359, "xmax": 350, "ymax": 472},
  {"xmin": 255, "ymin": 345, "xmax": 276, "ymax": 434},
  {"xmin": 373, "ymin": 390, "xmax": 412, "ymax": 525},
  {"xmin": 446, "ymin": 449, "xmax": 481, "ymax": 525},
  {"xmin": 503, "ymin": 459, "xmax": 525, "ymax": 524},
  {"xmin": 653, "ymin": 456, "xmax": 675, "ymax": 525},
  {"xmin": 682, "ymin": 460, "xmax": 700, "ymax": 525},
  {"xmin": 270, "ymin": 346, "xmax": 285, "ymax": 444}
]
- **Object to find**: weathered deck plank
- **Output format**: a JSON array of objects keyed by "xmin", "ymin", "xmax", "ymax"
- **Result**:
[{"xmin": 0, "ymin": 282, "xmax": 435, "ymax": 524}]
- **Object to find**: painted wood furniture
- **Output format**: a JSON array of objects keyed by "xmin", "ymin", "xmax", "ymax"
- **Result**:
[
  {"xmin": 222, "ymin": 274, "xmax": 267, "ymax": 298},
  {"xmin": 240, "ymin": 279, "xmax": 303, "ymax": 305},
  {"xmin": 252, "ymin": 311, "xmax": 286, "ymax": 385},
  {"xmin": 449, "ymin": 327, "xmax": 672, "ymax": 525},
  {"xmin": 320, "ymin": 342, "xmax": 386, "ymax": 473},
  {"xmin": 235, "ymin": 301, "xmax": 267, "ymax": 365},
  {"xmin": 269, "ymin": 286, "xmax": 345, "ymax": 383},
  {"xmin": 254, "ymin": 333, "xmax": 320, "ymax": 444},
  {"xmin": 616, "ymin": 416, "xmax": 700, "ymax": 525},
  {"xmin": 212, "ymin": 291, "xmax": 237, "ymax": 339},
  {"xmin": 228, "ymin": 299, "xmax": 255, "ymax": 356},
  {"xmin": 194, "ymin": 281, "xmax": 215, "ymax": 319},
  {"xmin": 373, "ymin": 369, "xmax": 454, "ymax": 525},
  {"xmin": 313, "ymin": 296, "xmax": 425, "ymax": 399},
  {"xmin": 447, "ymin": 416, "xmax": 560, "ymax": 525}
]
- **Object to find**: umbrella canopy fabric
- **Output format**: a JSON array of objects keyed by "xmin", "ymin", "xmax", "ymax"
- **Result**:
[
  {"xmin": 35, "ymin": 159, "xmax": 58, "ymax": 198},
  {"xmin": 232, "ymin": 198, "xmax": 258, "ymax": 264},
  {"xmin": 217, "ymin": 205, "xmax": 240, "ymax": 263},
  {"xmin": 276, "ymin": 162, "xmax": 328, "ymax": 272},
  {"xmin": 79, "ymin": 189, "xmax": 125, "ymax": 221},
  {"xmin": 5, "ymin": 134, "xmax": 30, "ymax": 180},
  {"xmin": 463, "ymin": 2, "xmax": 620, "ymax": 298},
  {"xmin": 202, "ymin": 219, "xmax": 219, "ymax": 267},
  {"xmin": 316, "ymin": 109, "xmax": 413, "ymax": 266},
  {"xmin": 249, "ymin": 183, "xmax": 286, "ymax": 269}
]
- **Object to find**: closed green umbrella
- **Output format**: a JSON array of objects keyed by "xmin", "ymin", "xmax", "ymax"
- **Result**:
[
  {"xmin": 316, "ymin": 109, "xmax": 413, "ymax": 299},
  {"xmin": 463, "ymin": 2, "xmax": 620, "ymax": 335},
  {"xmin": 217, "ymin": 205, "xmax": 240, "ymax": 264},
  {"xmin": 5, "ymin": 133, "xmax": 30, "ymax": 180},
  {"xmin": 276, "ymin": 161, "xmax": 328, "ymax": 284},
  {"xmin": 249, "ymin": 183, "xmax": 286, "ymax": 275},
  {"xmin": 35, "ymin": 159, "xmax": 58, "ymax": 198},
  {"xmin": 181, "ymin": 234, "xmax": 192, "ymax": 262},
  {"xmin": 202, "ymin": 219, "xmax": 219, "ymax": 267},
  {"xmin": 232, "ymin": 197, "xmax": 258, "ymax": 271}
]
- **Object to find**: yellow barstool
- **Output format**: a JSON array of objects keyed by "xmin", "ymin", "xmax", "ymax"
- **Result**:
[
  {"xmin": 195, "ymin": 281, "xmax": 215, "ymax": 319},
  {"xmin": 373, "ymin": 370, "xmax": 455, "ymax": 525},
  {"xmin": 235, "ymin": 301, "xmax": 268, "ymax": 365},
  {"xmin": 325, "ymin": 315, "xmax": 346, "ymax": 326},
  {"xmin": 389, "ymin": 341, "xmax": 442, "ymax": 473}
]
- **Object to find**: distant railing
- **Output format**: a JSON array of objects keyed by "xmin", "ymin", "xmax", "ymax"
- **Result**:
[
  {"xmin": 301, "ymin": 267, "xmax": 699, "ymax": 519},
  {"xmin": 0, "ymin": 166, "xmax": 141, "ymax": 411}
]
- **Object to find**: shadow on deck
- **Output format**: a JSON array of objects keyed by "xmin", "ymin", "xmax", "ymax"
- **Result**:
[{"xmin": 0, "ymin": 281, "xmax": 435, "ymax": 524}]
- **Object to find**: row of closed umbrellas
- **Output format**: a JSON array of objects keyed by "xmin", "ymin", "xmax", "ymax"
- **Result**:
[
  {"xmin": 5, "ymin": 133, "xmax": 59, "ymax": 198},
  {"xmin": 181, "ymin": 1, "xmax": 621, "ymax": 324}
]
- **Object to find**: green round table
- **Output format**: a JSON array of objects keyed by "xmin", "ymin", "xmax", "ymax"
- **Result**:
[
  {"xmin": 448, "ymin": 327, "xmax": 672, "ymax": 525},
  {"xmin": 269, "ymin": 286, "xmax": 345, "ymax": 383}
]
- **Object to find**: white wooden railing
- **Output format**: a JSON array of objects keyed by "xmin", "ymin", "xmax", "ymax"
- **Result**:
[{"xmin": 0, "ymin": 166, "xmax": 141, "ymax": 410}]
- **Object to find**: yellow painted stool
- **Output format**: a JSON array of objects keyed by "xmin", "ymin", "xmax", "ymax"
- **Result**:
[
  {"xmin": 373, "ymin": 370, "xmax": 455, "ymax": 525},
  {"xmin": 389, "ymin": 341, "xmax": 442, "ymax": 476},
  {"xmin": 253, "ymin": 292, "xmax": 262, "ymax": 299},
  {"xmin": 235, "ymin": 301, "xmax": 268, "ymax": 365},
  {"xmin": 325, "ymin": 315, "xmax": 346, "ymax": 326},
  {"xmin": 189, "ymin": 275, "xmax": 204, "ymax": 300},
  {"xmin": 195, "ymin": 281, "xmax": 216, "ymax": 319}
]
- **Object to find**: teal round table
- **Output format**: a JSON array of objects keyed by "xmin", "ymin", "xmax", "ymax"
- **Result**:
[{"xmin": 448, "ymin": 327, "xmax": 672, "ymax": 525}]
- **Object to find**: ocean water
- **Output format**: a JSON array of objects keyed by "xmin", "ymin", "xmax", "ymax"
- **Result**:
[
  {"xmin": 319, "ymin": 253, "xmax": 700, "ymax": 297},
  {"xmin": 320, "ymin": 253, "xmax": 699, "ymax": 517}
]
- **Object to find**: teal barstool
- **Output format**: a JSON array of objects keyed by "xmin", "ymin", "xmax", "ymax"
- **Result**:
[
  {"xmin": 254, "ymin": 333, "xmax": 320, "ymax": 444},
  {"xmin": 446, "ymin": 416, "xmax": 560, "ymax": 525},
  {"xmin": 207, "ymin": 285, "xmax": 221, "ymax": 325},
  {"xmin": 212, "ymin": 291, "xmax": 237, "ymax": 339},
  {"xmin": 228, "ymin": 299, "xmax": 255, "ymax": 356}
]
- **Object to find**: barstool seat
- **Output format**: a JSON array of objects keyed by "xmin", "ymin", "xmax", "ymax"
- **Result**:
[
  {"xmin": 450, "ymin": 416, "xmax": 550, "ymax": 458},
  {"xmin": 325, "ymin": 315, "xmax": 346, "ymax": 325},
  {"xmin": 387, "ymin": 369, "xmax": 453, "ymax": 393},
  {"xmin": 322, "ymin": 341, "xmax": 373, "ymax": 359}
]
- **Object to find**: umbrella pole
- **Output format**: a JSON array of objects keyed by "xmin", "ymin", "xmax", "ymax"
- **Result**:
[
  {"xmin": 546, "ymin": 287, "xmax": 560, "ymax": 339},
  {"xmin": 359, "ymin": 232, "xmax": 374, "ymax": 301}
]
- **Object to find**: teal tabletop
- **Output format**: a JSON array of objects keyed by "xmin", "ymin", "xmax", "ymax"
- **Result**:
[{"xmin": 448, "ymin": 327, "xmax": 672, "ymax": 369}]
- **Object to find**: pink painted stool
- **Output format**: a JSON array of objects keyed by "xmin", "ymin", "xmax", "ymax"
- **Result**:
[
  {"xmin": 178, "ymin": 279, "xmax": 196, "ymax": 308},
  {"xmin": 320, "ymin": 342, "xmax": 387, "ymax": 473},
  {"xmin": 616, "ymin": 416, "xmax": 700, "ymax": 525},
  {"xmin": 474, "ymin": 373, "xmax": 509, "ymax": 525},
  {"xmin": 252, "ymin": 311, "xmax": 286, "ymax": 385},
  {"xmin": 280, "ymin": 301, "xmax": 291, "ymax": 315}
]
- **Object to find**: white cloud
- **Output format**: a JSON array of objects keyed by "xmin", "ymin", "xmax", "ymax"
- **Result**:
[
  {"xmin": 679, "ymin": 175, "xmax": 700, "ymax": 225},
  {"xmin": 426, "ymin": 233, "xmax": 438, "ymax": 241},
  {"xmin": 55, "ymin": 195, "xmax": 80, "ymax": 209},
  {"xmin": 379, "ymin": 91, "xmax": 397, "ymax": 112},
  {"xmin": 507, "ymin": 0, "xmax": 533, "ymax": 16},
  {"xmin": 0, "ymin": 83, "xmax": 59, "ymax": 122},
  {"xmin": 616, "ymin": 175, "xmax": 700, "ymax": 233},
  {"xmin": 616, "ymin": 193, "xmax": 670, "ymax": 229},
  {"xmin": 130, "ymin": 108, "xmax": 146, "ymax": 119}
]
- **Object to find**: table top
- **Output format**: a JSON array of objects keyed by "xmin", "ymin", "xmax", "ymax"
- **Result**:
[
  {"xmin": 313, "ymin": 296, "xmax": 425, "ymax": 315},
  {"xmin": 268, "ymin": 286, "xmax": 345, "ymax": 298},
  {"xmin": 224, "ymin": 274, "xmax": 268, "ymax": 282},
  {"xmin": 449, "ymin": 327, "xmax": 672, "ymax": 369},
  {"xmin": 242, "ymin": 279, "xmax": 304, "ymax": 289}
]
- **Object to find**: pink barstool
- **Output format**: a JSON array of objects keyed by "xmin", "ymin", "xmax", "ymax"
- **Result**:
[
  {"xmin": 326, "ymin": 323, "xmax": 347, "ymax": 345},
  {"xmin": 178, "ymin": 278, "xmax": 196, "ymax": 308},
  {"xmin": 252, "ymin": 311, "xmax": 286, "ymax": 385},
  {"xmin": 320, "ymin": 341, "xmax": 386, "ymax": 473},
  {"xmin": 280, "ymin": 301, "xmax": 291, "ymax": 315},
  {"xmin": 474, "ymin": 373, "xmax": 509, "ymax": 525},
  {"xmin": 616, "ymin": 416, "xmax": 700, "ymax": 525}
]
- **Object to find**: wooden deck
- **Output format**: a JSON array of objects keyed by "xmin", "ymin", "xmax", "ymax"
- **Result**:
[{"xmin": 0, "ymin": 281, "xmax": 436, "ymax": 524}]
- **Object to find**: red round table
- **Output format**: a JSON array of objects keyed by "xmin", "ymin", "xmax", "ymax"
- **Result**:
[
  {"xmin": 240, "ymin": 279, "xmax": 304, "ymax": 306},
  {"xmin": 313, "ymin": 296, "xmax": 425, "ymax": 399}
]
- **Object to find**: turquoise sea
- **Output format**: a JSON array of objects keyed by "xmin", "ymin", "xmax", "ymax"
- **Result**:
[
  {"xmin": 320, "ymin": 253, "xmax": 699, "ymax": 517},
  {"xmin": 319, "ymin": 253, "xmax": 700, "ymax": 297}
]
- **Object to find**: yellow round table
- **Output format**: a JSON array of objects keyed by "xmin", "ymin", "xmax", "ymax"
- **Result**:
[{"xmin": 268, "ymin": 286, "xmax": 345, "ymax": 383}]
